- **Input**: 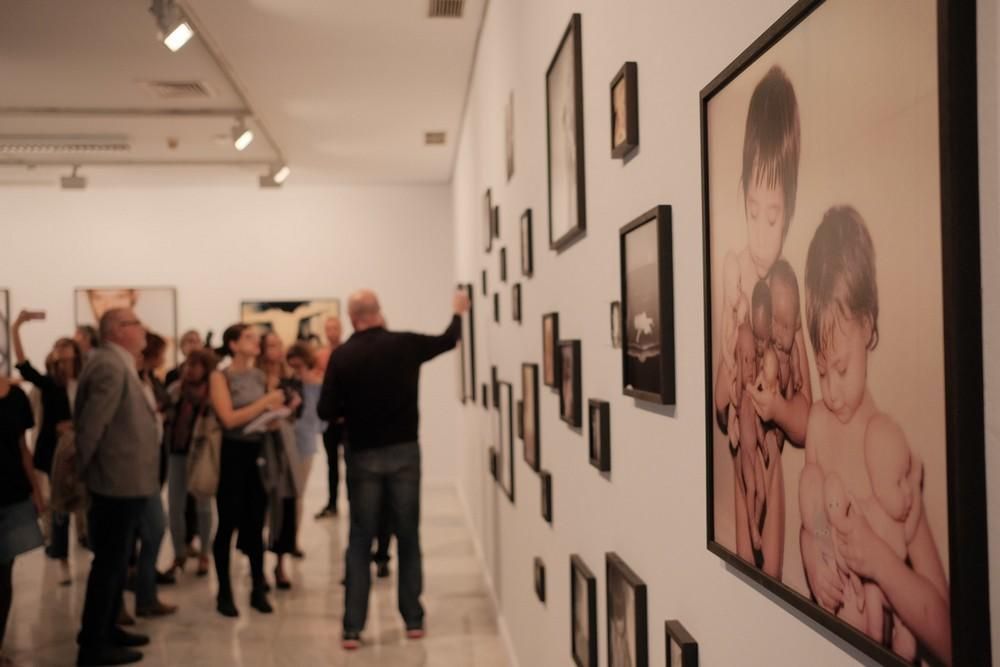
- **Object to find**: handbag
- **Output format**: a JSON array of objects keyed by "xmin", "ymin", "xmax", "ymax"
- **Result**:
[
  {"xmin": 187, "ymin": 409, "xmax": 222, "ymax": 499},
  {"xmin": 50, "ymin": 430, "xmax": 87, "ymax": 513}
]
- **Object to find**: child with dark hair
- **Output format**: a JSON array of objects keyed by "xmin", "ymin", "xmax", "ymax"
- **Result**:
[{"xmin": 799, "ymin": 206, "xmax": 949, "ymax": 665}]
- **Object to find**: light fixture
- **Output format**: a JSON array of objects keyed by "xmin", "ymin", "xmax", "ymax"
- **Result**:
[
  {"xmin": 151, "ymin": 0, "xmax": 195, "ymax": 52},
  {"xmin": 232, "ymin": 118, "xmax": 254, "ymax": 151},
  {"xmin": 259, "ymin": 164, "xmax": 290, "ymax": 188},
  {"xmin": 60, "ymin": 165, "xmax": 87, "ymax": 190}
]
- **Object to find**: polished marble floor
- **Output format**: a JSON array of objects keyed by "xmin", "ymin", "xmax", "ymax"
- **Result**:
[{"xmin": 4, "ymin": 454, "xmax": 509, "ymax": 666}]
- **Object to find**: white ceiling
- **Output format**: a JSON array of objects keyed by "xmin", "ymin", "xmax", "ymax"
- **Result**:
[{"xmin": 0, "ymin": 0, "xmax": 485, "ymax": 185}]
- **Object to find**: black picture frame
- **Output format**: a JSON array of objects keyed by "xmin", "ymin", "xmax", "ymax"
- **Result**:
[
  {"xmin": 558, "ymin": 339, "xmax": 582, "ymax": 428},
  {"xmin": 492, "ymin": 205, "xmax": 500, "ymax": 239},
  {"xmin": 483, "ymin": 189, "xmax": 493, "ymax": 253},
  {"xmin": 491, "ymin": 365, "xmax": 499, "ymax": 408},
  {"xmin": 512, "ymin": 283, "xmax": 522, "ymax": 323},
  {"xmin": 664, "ymin": 620, "xmax": 698, "ymax": 667},
  {"xmin": 700, "ymin": 2, "xmax": 990, "ymax": 666},
  {"xmin": 570, "ymin": 555, "xmax": 598, "ymax": 667},
  {"xmin": 610, "ymin": 300, "xmax": 622, "ymax": 349},
  {"xmin": 540, "ymin": 470, "xmax": 552, "ymax": 523},
  {"xmin": 456, "ymin": 283, "xmax": 476, "ymax": 404},
  {"xmin": 545, "ymin": 13, "xmax": 587, "ymax": 252},
  {"xmin": 542, "ymin": 312, "xmax": 560, "ymax": 388},
  {"xmin": 520, "ymin": 209, "xmax": 534, "ymax": 277},
  {"xmin": 493, "ymin": 292, "xmax": 500, "ymax": 323},
  {"xmin": 499, "ymin": 247, "xmax": 508, "ymax": 283},
  {"xmin": 505, "ymin": 91, "xmax": 515, "ymax": 182},
  {"xmin": 610, "ymin": 61, "xmax": 639, "ymax": 159},
  {"xmin": 588, "ymin": 399, "xmax": 610, "ymax": 472},
  {"xmin": 496, "ymin": 380, "xmax": 514, "ymax": 502},
  {"xmin": 516, "ymin": 399, "xmax": 524, "ymax": 440},
  {"xmin": 606, "ymin": 552, "xmax": 648, "ymax": 667},
  {"xmin": 619, "ymin": 205, "xmax": 675, "ymax": 404},
  {"xmin": 522, "ymin": 362, "xmax": 541, "ymax": 472},
  {"xmin": 489, "ymin": 446, "xmax": 497, "ymax": 480},
  {"xmin": 534, "ymin": 557, "xmax": 546, "ymax": 603},
  {"xmin": 481, "ymin": 269, "xmax": 488, "ymax": 297},
  {"xmin": 481, "ymin": 383, "xmax": 489, "ymax": 409}
]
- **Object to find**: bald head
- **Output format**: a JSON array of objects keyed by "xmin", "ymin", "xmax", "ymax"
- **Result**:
[{"xmin": 347, "ymin": 290, "xmax": 385, "ymax": 332}]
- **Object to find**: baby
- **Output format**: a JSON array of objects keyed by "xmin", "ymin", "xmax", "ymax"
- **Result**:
[
  {"xmin": 731, "ymin": 324, "xmax": 767, "ymax": 554},
  {"xmin": 769, "ymin": 259, "xmax": 804, "ymax": 399},
  {"xmin": 721, "ymin": 252, "xmax": 750, "ymax": 377}
]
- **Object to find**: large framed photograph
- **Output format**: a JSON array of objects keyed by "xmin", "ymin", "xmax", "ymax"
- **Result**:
[
  {"xmin": 546, "ymin": 13, "xmax": 586, "ymax": 252},
  {"xmin": 0, "ymin": 289, "xmax": 9, "ymax": 377},
  {"xmin": 610, "ymin": 61, "xmax": 638, "ymax": 159},
  {"xmin": 541, "ymin": 312, "xmax": 560, "ymax": 388},
  {"xmin": 620, "ymin": 205, "xmax": 675, "ymax": 404},
  {"xmin": 570, "ymin": 554, "xmax": 597, "ymax": 667},
  {"xmin": 701, "ymin": 2, "xmax": 989, "ymax": 666},
  {"xmin": 240, "ymin": 298, "xmax": 341, "ymax": 349},
  {"xmin": 606, "ymin": 552, "xmax": 648, "ymax": 667},
  {"xmin": 588, "ymin": 399, "xmax": 610, "ymax": 472},
  {"xmin": 558, "ymin": 340, "xmax": 582, "ymax": 428},
  {"xmin": 456, "ymin": 284, "xmax": 476, "ymax": 403},
  {"xmin": 495, "ymin": 381, "xmax": 514, "ymax": 502},
  {"xmin": 76, "ymin": 287, "xmax": 178, "ymax": 368},
  {"xmin": 483, "ymin": 189, "xmax": 493, "ymax": 253},
  {"xmin": 664, "ymin": 620, "xmax": 698, "ymax": 667},
  {"xmin": 522, "ymin": 363, "xmax": 540, "ymax": 472},
  {"xmin": 520, "ymin": 209, "xmax": 534, "ymax": 277}
]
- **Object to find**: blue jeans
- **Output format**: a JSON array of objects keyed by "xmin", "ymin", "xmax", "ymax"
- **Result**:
[
  {"xmin": 343, "ymin": 442, "xmax": 422, "ymax": 634},
  {"xmin": 136, "ymin": 493, "xmax": 166, "ymax": 609}
]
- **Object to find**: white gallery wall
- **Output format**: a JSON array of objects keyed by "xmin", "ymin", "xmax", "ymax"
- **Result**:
[
  {"xmin": 452, "ymin": 1, "xmax": 1000, "ymax": 667},
  {"xmin": 2, "ymin": 183, "xmax": 459, "ymax": 483}
]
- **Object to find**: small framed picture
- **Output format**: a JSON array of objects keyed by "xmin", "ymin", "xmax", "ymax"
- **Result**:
[
  {"xmin": 481, "ymin": 269, "xmax": 487, "ymax": 297},
  {"xmin": 493, "ymin": 292, "xmax": 500, "ymax": 323},
  {"xmin": 516, "ymin": 399, "xmax": 524, "ymax": 440},
  {"xmin": 483, "ymin": 189, "xmax": 493, "ymax": 253},
  {"xmin": 610, "ymin": 61, "xmax": 639, "ymax": 159},
  {"xmin": 620, "ymin": 205, "xmax": 675, "ymax": 404},
  {"xmin": 610, "ymin": 300, "xmax": 622, "ymax": 348},
  {"xmin": 520, "ymin": 209, "xmax": 534, "ymax": 277},
  {"xmin": 491, "ymin": 365, "xmax": 499, "ymax": 408},
  {"xmin": 540, "ymin": 470, "xmax": 553, "ymax": 523},
  {"xmin": 492, "ymin": 205, "xmax": 500, "ymax": 239},
  {"xmin": 489, "ymin": 446, "xmax": 497, "ymax": 479},
  {"xmin": 500, "ymin": 247, "xmax": 508, "ymax": 283},
  {"xmin": 512, "ymin": 283, "xmax": 522, "ymax": 323},
  {"xmin": 534, "ymin": 557, "xmax": 546, "ymax": 603},
  {"xmin": 570, "ymin": 555, "xmax": 598, "ymax": 667},
  {"xmin": 542, "ymin": 313, "xmax": 560, "ymax": 388},
  {"xmin": 664, "ymin": 620, "xmax": 698, "ymax": 667},
  {"xmin": 505, "ymin": 91, "xmax": 515, "ymax": 182},
  {"xmin": 606, "ymin": 552, "xmax": 648, "ymax": 667},
  {"xmin": 588, "ymin": 399, "xmax": 610, "ymax": 472},
  {"xmin": 558, "ymin": 340, "xmax": 582, "ymax": 428},
  {"xmin": 522, "ymin": 363, "xmax": 541, "ymax": 472},
  {"xmin": 481, "ymin": 383, "xmax": 489, "ymax": 409},
  {"xmin": 496, "ymin": 381, "xmax": 515, "ymax": 501}
]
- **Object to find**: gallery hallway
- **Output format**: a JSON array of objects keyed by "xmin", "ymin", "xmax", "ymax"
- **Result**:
[{"xmin": 3, "ymin": 452, "xmax": 510, "ymax": 667}]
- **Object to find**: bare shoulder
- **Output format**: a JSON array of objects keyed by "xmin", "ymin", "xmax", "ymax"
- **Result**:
[{"xmin": 805, "ymin": 401, "xmax": 835, "ymax": 462}]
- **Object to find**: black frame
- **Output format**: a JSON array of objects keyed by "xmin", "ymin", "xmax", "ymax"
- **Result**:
[
  {"xmin": 545, "ymin": 13, "xmax": 587, "ymax": 252},
  {"xmin": 619, "ymin": 205, "xmax": 675, "ymax": 404},
  {"xmin": 606, "ymin": 552, "xmax": 648, "ymax": 667},
  {"xmin": 664, "ymin": 620, "xmax": 698, "ymax": 667},
  {"xmin": 481, "ymin": 383, "xmax": 489, "ymax": 409},
  {"xmin": 570, "ymin": 554, "xmax": 598, "ymax": 667},
  {"xmin": 512, "ymin": 283, "xmax": 522, "ymax": 323},
  {"xmin": 540, "ymin": 470, "xmax": 552, "ymax": 523},
  {"xmin": 0, "ymin": 289, "xmax": 9, "ymax": 377},
  {"xmin": 492, "ymin": 205, "xmax": 500, "ymax": 239},
  {"xmin": 491, "ymin": 365, "xmax": 499, "ymax": 408},
  {"xmin": 489, "ymin": 446, "xmax": 497, "ymax": 480},
  {"xmin": 493, "ymin": 292, "xmax": 500, "ymax": 323},
  {"xmin": 542, "ymin": 312, "xmax": 561, "ymax": 388},
  {"xmin": 499, "ymin": 247, "xmax": 508, "ymax": 283},
  {"xmin": 558, "ymin": 339, "xmax": 582, "ymax": 428},
  {"xmin": 534, "ymin": 557, "xmax": 546, "ymax": 603},
  {"xmin": 77, "ymin": 286, "xmax": 180, "ymax": 367},
  {"xmin": 496, "ymin": 380, "xmax": 514, "ymax": 502},
  {"xmin": 481, "ymin": 269, "xmax": 487, "ymax": 297},
  {"xmin": 457, "ymin": 283, "xmax": 476, "ymax": 403},
  {"xmin": 505, "ymin": 90, "xmax": 515, "ymax": 182},
  {"xmin": 484, "ymin": 189, "xmax": 493, "ymax": 253},
  {"xmin": 610, "ymin": 300, "xmax": 622, "ymax": 349},
  {"xmin": 522, "ymin": 362, "xmax": 541, "ymax": 472},
  {"xmin": 699, "ymin": 2, "xmax": 991, "ymax": 666},
  {"xmin": 588, "ymin": 399, "xmax": 610, "ymax": 472},
  {"xmin": 610, "ymin": 61, "xmax": 639, "ymax": 158},
  {"xmin": 516, "ymin": 399, "xmax": 524, "ymax": 440},
  {"xmin": 520, "ymin": 209, "xmax": 534, "ymax": 277}
]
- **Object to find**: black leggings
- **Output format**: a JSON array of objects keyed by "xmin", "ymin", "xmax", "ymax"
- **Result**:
[
  {"xmin": 0, "ymin": 559, "xmax": 13, "ymax": 650},
  {"xmin": 213, "ymin": 438, "xmax": 268, "ymax": 599}
]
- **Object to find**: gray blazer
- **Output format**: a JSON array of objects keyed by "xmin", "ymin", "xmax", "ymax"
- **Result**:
[{"xmin": 74, "ymin": 345, "xmax": 160, "ymax": 497}]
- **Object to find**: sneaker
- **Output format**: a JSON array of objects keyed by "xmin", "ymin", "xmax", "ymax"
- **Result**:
[{"xmin": 341, "ymin": 632, "xmax": 361, "ymax": 650}]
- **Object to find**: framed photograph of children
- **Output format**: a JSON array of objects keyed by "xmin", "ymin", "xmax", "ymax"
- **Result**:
[
  {"xmin": 701, "ymin": 1, "xmax": 989, "ymax": 665},
  {"xmin": 620, "ymin": 206, "xmax": 675, "ymax": 405},
  {"xmin": 456, "ymin": 283, "xmax": 476, "ymax": 403},
  {"xmin": 493, "ymin": 293, "xmax": 500, "ymax": 324},
  {"xmin": 483, "ymin": 189, "xmax": 493, "ymax": 253},
  {"xmin": 512, "ymin": 284, "xmax": 522, "ymax": 323},
  {"xmin": 540, "ymin": 470, "xmax": 552, "ymax": 523},
  {"xmin": 558, "ymin": 340, "xmax": 582, "ymax": 428},
  {"xmin": 610, "ymin": 61, "xmax": 638, "ymax": 159},
  {"xmin": 77, "ymin": 287, "xmax": 179, "ymax": 370},
  {"xmin": 588, "ymin": 399, "xmax": 610, "ymax": 472},
  {"xmin": 664, "ymin": 620, "xmax": 698, "ymax": 667},
  {"xmin": 520, "ymin": 209, "xmax": 534, "ymax": 277},
  {"xmin": 570, "ymin": 555, "xmax": 597, "ymax": 667},
  {"xmin": 546, "ymin": 13, "xmax": 587, "ymax": 252},
  {"xmin": 0, "ymin": 289, "xmax": 9, "ymax": 377},
  {"xmin": 606, "ymin": 552, "xmax": 647, "ymax": 667},
  {"xmin": 534, "ymin": 557, "xmax": 546, "ymax": 603},
  {"xmin": 522, "ymin": 363, "xmax": 541, "ymax": 472},
  {"xmin": 542, "ymin": 313, "xmax": 560, "ymax": 388},
  {"xmin": 500, "ymin": 247, "xmax": 508, "ymax": 283},
  {"xmin": 496, "ymin": 381, "xmax": 514, "ymax": 502},
  {"xmin": 610, "ymin": 301, "xmax": 622, "ymax": 349}
]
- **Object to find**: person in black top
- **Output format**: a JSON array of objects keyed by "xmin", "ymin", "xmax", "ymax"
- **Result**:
[
  {"xmin": 317, "ymin": 288, "xmax": 468, "ymax": 649},
  {"xmin": 0, "ymin": 369, "xmax": 45, "ymax": 665}
]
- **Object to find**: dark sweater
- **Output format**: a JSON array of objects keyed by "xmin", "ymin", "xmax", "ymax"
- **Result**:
[
  {"xmin": 317, "ymin": 316, "xmax": 460, "ymax": 450},
  {"xmin": 16, "ymin": 360, "xmax": 71, "ymax": 474}
]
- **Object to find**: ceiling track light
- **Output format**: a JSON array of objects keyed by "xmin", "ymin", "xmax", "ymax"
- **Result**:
[
  {"xmin": 259, "ymin": 164, "xmax": 290, "ymax": 188},
  {"xmin": 232, "ymin": 118, "xmax": 254, "ymax": 151},
  {"xmin": 60, "ymin": 165, "xmax": 87, "ymax": 190},
  {"xmin": 151, "ymin": 0, "xmax": 195, "ymax": 52}
]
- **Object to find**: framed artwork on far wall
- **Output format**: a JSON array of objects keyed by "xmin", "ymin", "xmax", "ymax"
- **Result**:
[
  {"xmin": 534, "ymin": 557, "xmax": 546, "ymax": 603},
  {"xmin": 588, "ymin": 399, "xmax": 610, "ymax": 472},
  {"xmin": 499, "ymin": 247, "xmax": 508, "ymax": 283},
  {"xmin": 606, "ymin": 552, "xmax": 648, "ymax": 667},
  {"xmin": 540, "ymin": 470, "xmax": 552, "ymax": 523},
  {"xmin": 456, "ymin": 283, "xmax": 476, "ymax": 403},
  {"xmin": 558, "ymin": 339, "xmax": 582, "ymax": 428},
  {"xmin": 76, "ymin": 287, "xmax": 179, "ymax": 369},
  {"xmin": 701, "ymin": 2, "xmax": 989, "ymax": 666},
  {"xmin": 496, "ymin": 381, "xmax": 514, "ymax": 502},
  {"xmin": 664, "ymin": 620, "xmax": 698, "ymax": 667},
  {"xmin": 522, "ymin": 363, "xmax": 541, "ymax": 472},
  {"xmin": 483, "ymin": 189, "xmax": 493, "ymax": 253},
  {"xmin": 570, "ymin": 554, "xmax": 598, "ymax": 667},
  {"xmin": 481, "ymin": 383, "xmax": 489, "ymax": 409},
  {"xmin": 516, "ymin": 400, "xmax": 524, "ymax": 440},
  {"xmin": 505, "ymin": 91, "xmax": 515, "ymax": 182},
  {"xmin": 0, "ymin": 289, "xmax": 9, "ymax": 377},
  {"xmin": 541, "ymin": 312, "xmax": 560, "ymax": 388},
  {"xmin": 492, "ymin": 205, "xmax": 500, "ymax": 239},
  {"xmin": 512, "ymin": 283, "xmax": 522, "ymax": 323},
  {"xmin": 481, "ymin": 269, "xmax": 488, "ymax": 297},
  {"xmin": 546, "ymin": 13, "xmax": 586, "ymax": 252},
  {"xmin": 493, "ymin": 293, "xmax": 500, "ymax": 324},
  {"xmin": 610, "ymin": 300, "xmax": 622, "ymax": 349},
  {"xmin": 610, "ymin": 61, "xmax": 639, "ymax": 158},
  {"xmin": 619, "ymin": 205, "xmax": 675, "ymax": 404},
  {"xmin": 520, "ymin": 209, "xmax": 534, "ymax": 277},
  {"xmin": 489, "ymin": 446, "xmax": 497, "ymax": 480},
  {"xmin": 240, "ymin": 298, "xmax": 342, "ymax": 349}
]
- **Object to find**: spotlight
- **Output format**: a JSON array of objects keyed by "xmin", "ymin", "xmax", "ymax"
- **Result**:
[
  {"xmin": 232, "ymin": 119, "xmax": 254, "ymax": 151},
  {"xmin": 163, "ymin": 22, "xmax": 194, "ymax": 52},
  {"xmin": 259, "ymin": 164, "xmax": 290, "ymax": 188},
  {"xmin": 60, "ymin": 165, "xmax": 86, "ymax": 190},
  {"xmin": 151, "ymin": 0, "xmax": 195, "ymax": 52}
]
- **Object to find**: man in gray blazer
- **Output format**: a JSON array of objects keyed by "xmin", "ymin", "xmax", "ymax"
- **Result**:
[{"xmin": 75, "ymin": 308, "xmax": 160, "ymax": 666}]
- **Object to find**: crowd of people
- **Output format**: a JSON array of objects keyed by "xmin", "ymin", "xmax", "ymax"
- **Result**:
[{"xmin": 0, "ymin": 288, "xmax": 469, "ymax": 666}]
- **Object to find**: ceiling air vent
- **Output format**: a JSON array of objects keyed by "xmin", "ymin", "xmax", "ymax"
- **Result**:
[
  {"xmin": 140, "ymin": 80, "xmax": 213, "ymax": 100},
  {"xmin": 424, "ymin": 131, "xmax": 447, "ymax": 145},
  {"xmin": 429, "ymin": 0, "xmax": 463, "ymax": 18},
  {"xmin": 0, "ymin": 135, "xmax": 131, "ymax": 154}
]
